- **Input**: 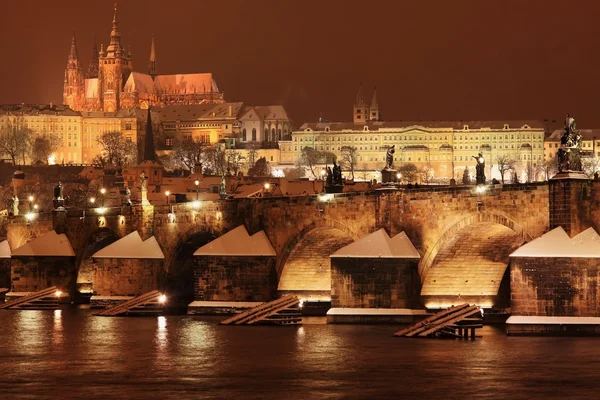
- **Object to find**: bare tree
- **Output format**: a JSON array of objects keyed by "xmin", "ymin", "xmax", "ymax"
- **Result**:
[
  {"xmin": 30, "ymin": 136, "xmax": 60, "ymax": 165},
  {"xmin": 226, "ymin": 150, "xmax": 246, "ymax": 176},
  {"xmin": 298, "ymin": 146, "xmax": 321, "ymax": 178},
  {"xmin": 0, "ymin": 117, "xmax": 33, "ymax": 165},
  {"xmin": 582, "ymin": 156, "xmax": 600, "ymax": 179},
  {"xmin": 521, "ymin": 161, "xmax": 536, "ymax": 183},
  {"xmin": 420, "ymin": 162, "xmax": 434, "ymax": 185},
  {"xmin": 203, "ymin": 146, "xmax": 227, "ymax": 176},
  {"xmin": 169, "ymin": 138, "xmax": 207, "ymax": 172},
  {"xmin": 285, "ymin": 166, "xmax": 305, "ymax": 180},
  {"xmin": 97, "ymin": 131, "xmax": 138, "ymax": 167},
  {"xmin": 538, "ymin": 157, "xmax": 558, "ymax": 181},
  {"xmin": 398, "ymin": 163, "xmax": 419, "ymax": 183},
  {"xmin": 246, "ymin": 142, "xmax": 260, "ymax": 170},
  {"xmin": 340, "ymin": 146, "xmax": 358, "ymax": 180},
  {"xmin": 495, "ymin": 154, "xmax": 517, "ymax": 184}
]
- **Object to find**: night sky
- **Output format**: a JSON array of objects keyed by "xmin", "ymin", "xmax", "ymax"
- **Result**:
[{"xmin": 1, "ymin": 0, "xmax": 599, "ymax": 128}]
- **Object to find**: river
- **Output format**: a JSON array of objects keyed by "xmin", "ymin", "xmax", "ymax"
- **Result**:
[{"xmin": 0, "ymin": 308, "xmax": 599, "ymax": 399}]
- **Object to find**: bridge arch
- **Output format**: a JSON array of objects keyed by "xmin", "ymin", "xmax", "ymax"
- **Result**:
[
  {"xmin": 277, "ymin": 218, "xmax": 357, "ymax": 301},
  {"xmin": 75, "ymin": 227, "xmax": 120, "ymax": 296},
  {"xmin": 419, "ymin": 212, "xmax": 532, "ymax": 309},
  {"xmin": 163, "ymin": 225, "xmax": 219, "ymax": 307}
]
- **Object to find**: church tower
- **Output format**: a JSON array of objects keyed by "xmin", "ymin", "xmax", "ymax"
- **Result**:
[
  {"xmin": 98, "ymin": 2, "xmax": 132, "ymax": 112},
  {"xmin": 86, "ymin": 37, "xmax": 99, "ymax": 79},
  {"xmin": 148, "ymin": 33, "xmax": 157, "ymax": 80},
  {"xmin": 63, "ymin": 33, "xmax": 84, "ymax": 111},
  {"xmin": 353, "ymin": 83, "xmax": 369, "ymax": 124},
  {"xmin": 369, "ymin": 87, "xmax": 379, "ymax": 121}
]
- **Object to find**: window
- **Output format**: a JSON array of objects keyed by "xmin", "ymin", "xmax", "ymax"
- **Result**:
[
  {"xmin": 252, "ymin": 128, "xmax": 256, "ymax": 141},
  {"xmin": 125, "ymin": 123, "xmax": 132, "ymax": 130},
  {"xmin": 165, "ymin": 138, "xmax": 174, "ymax": 147},
  {"xmin": 242, "ymin": 128, "xmax": 247, "ymax": 141}
]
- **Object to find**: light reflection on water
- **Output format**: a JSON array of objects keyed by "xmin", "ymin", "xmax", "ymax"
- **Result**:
[{"xmin": 0, "ymin": 310, "xmax": 600, "ymax": 399}]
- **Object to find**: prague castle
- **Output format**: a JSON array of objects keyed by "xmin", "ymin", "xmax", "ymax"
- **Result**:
[{"xmin": 63, "ymin": 3, "xmax": 223, "ymax": 112}]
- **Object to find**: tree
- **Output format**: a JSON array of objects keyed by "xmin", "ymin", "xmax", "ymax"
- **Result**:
[
  {"xmin": 246, "ymin": 142, "xmax": 260, "ymax": 170},
  {"xmin": 398, "ymin": 163, "xmax": 418, "ymax": 183},
  {"xmin": 462, "ymin": 167, "xmax": 471, "ymax": 184},
  {"xmin": 420, "ymin": 163, "xmax": 434, "ymax": 185},
  {"xmin": 226, "ymin": 150, "xmax": 246, "ymax": 176},
  {"xmin": 495, "ymin": 154, "xmax": 517, "ymax": 184},
  {"xmin": 320, "ymin": 151, "xmax": 337, "ymax": 164},
  {"xmin": 30, "ymin": 136, "xmax": 60, "ymax": 165},
  {"xmin": 521, "ymin": 161, "xmax": 536, "ymax": 182},
  {"xmin": 298, "ymin": 147, "xmax": 321, "ymax": 178},
  {"xmin": 582, "ymin": 156, "xmax": 600, "ymax": 179},
  {"xmin": 0, "ymin": 117, "xmax": 32, "ymax": 165},
  {"xmin": 248, "ymin": 157, "xmax": 271, "ymax": 177},
  {"xmin": 340, "ymin": 146, "xmax": 358, "ymax": 180},
  {"xmin": 169, "ymin": 138, "xmax": 207, "ymax": 172},
  {"xmin": 203, "ymin": 146, "xmax": 227, "ymax": 176},
  {"xmin": 285, "ymin": 166, "xmax": 305, "ymax": 180},
  {"xmin": 97, "ymin": 131, "xmax": 137, "ymax": 167},
  {"xmin": 538, "ymin": 157, "xmax": 558, "ymax": 181}
]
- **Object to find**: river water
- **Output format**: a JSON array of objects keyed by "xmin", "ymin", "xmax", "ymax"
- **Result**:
[{"xmin": 1, "ymin": 308, "xmax": 599, "ymax": 400}]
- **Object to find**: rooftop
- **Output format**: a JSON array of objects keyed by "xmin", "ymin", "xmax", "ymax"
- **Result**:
[
  {"xmin": 331, "ymin": 229, "xmax": 420, "ymax": 258},
  {"xmin": 297, "ymin": 120, "xmax": 545, "ymax": 132},
  {"xmin": 92, "ymin": 231, "xmax": 164, "ymax": 259},
  {"xmin": 510, "ymin": 227, "xmax": 600, "ymax": 258},
  {"xmin": 11, "ymin": 230, "xmax": 75, "ymax": 257},
  {"xmin": 194, "ymin": 225, "xmax": 276, "ymax": 256}
]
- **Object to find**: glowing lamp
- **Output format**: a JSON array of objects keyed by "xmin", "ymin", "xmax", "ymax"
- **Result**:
[
  {"xmin": 33, "ymin": 204, "xmax": 38, "ymax": 211},
  {"xmin": 55, "ymin": 290, "xmax": 63, "ymax": 298},
  {"xmin": 100, "ymin": 188, "xmax": 106, "ymax": 195},
  {"xmin": 396, "ymin": 173, "xmax": 401, "ymax": 180},
  {"xmin": 25, "ymin": 212, "xmax": 35, "ymax": 221},
  {"xmin": 89, "ymin": 197, "xmax": 96, "ymax": 204},
  {"xmin": 479, "ymin": 157, "xmax": 484, "ymax": 163},
  {"xmin": 28, "ymin": 195, "xmax": 34, "ymax": 202},
  {"xmin": 192, "ymin": 200, "xmax": 201, "ymax": 209},
  {"xmin": 165, "ymin": 190, "xmax": 170, "ymax": 197},
  {"xmin": 264, "ymin": 183, "xmax": 270, "ymax": 190},
  {"xmin": 476, "ymin": 186, "xmax": 486, "ymax": 194},
  {"xmin": 194, "ymin": 180, "xmax": 200, "ymax": 186},
  {"xmin": 96, "ymin": 207, "xmax": 107, "ymax": 215},
  {"xmin": 158, "ymin": 294, "xmax": 167, "ymax": 304}
]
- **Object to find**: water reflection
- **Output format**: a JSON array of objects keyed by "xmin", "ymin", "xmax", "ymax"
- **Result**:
[{"xmin": 52, "ymin": 309, "xmax": 63, "ymax": 346}]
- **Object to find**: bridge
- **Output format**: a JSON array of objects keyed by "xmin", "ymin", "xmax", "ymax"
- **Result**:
[{"xmin": 3, "ymin": 181, "xmax": 558, "ymax": 312}]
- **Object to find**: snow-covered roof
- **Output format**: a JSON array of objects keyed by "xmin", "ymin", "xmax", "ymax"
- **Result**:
[
  {"xmin": 510, "ymin": 227, "xmax": 600, "ymax": 258},
  {"xmin": 123, "ymin": 72, "xmax": 156, "ymax": 95},
  {"xmin": 193, "ymin": 225, "xmax": 276, "ymax": 256},
  {"xmin": 92, "ymin": 231, "xmax": 164, "ymax": 259},
  {"xmin": 0, "ymin": 240, "xmax": 10, "ymax": 259},
  {"xmin": 330, "ymin": 229, "xmax": 420, "ymax": 259},
  {"xmin": 11, "ymin": 230, "xmax": 75, "ymax": 257},
  {"xmin": 154, "ymin": 73, "xmax": 218, "ymax": 95},
  {"xmin": 507, "ymin": 316, "xmax": 600, "ymax": 325}
]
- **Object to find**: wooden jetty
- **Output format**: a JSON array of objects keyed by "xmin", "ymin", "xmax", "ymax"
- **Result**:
[
  {"xmin": 220, "ymin": 295, "xmax": 302, "ymax": 325},
  {"xmin": 0, "ymin": 286, "xmax": 61, "ymax": 310},
  {"xmin": 394, "ymin": 303, "xmax": 483, "ymax": 340},
  {"xmin": 95, "ymin": 290, "xmax": 165, "ymax": 316}
]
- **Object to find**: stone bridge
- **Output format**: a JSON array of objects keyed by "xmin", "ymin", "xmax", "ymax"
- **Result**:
[{"xmin": 5, "ymin": 183, "xmax": 552, "ymax": 308}]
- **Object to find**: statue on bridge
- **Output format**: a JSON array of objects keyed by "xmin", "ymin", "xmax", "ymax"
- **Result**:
[
  {"xmin": 472, "ymin": 153, "xmax": 486, "ymax": 185},
  {"xmin": 557, "ymin": 114, "xmax": 583, "ymax": 173},
  {"xmin": 385, "ymin": 145, "xmax": 395, "ymax": 170},
  {"xmin": 11, "ymin": 194, "xmax": 19, "ymax": 216},
  {"xmin": 53, "ymin": 182, "xmax": 65, "ymax": 210}
]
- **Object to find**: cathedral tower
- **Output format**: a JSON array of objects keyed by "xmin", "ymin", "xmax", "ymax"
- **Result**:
[
  {"xmin": 86, "ymin": 37, "xmax": 99, "ymax": 79},
  {"xmin": 353, "ymin": 83, "xmax": 369, "ymax": 124},
  {"xmin": 98, "ymin": 2, "xmax": 132, "ymax": 112},
  {"xmin": 369, "ymin": 86, "xmax": 379, "ymax": 121},
  {"xmin": 148, "ymin": 33, "xmax": 157, "ymax": 79},
  {"xmin": 63, "ymin": 33, "xmax": 84, "ymax": 111}
]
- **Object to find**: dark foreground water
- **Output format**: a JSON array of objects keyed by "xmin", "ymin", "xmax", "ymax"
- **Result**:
[{"xmin": 1, "ymin": 309, "xmax": 600, "ymax": 400}]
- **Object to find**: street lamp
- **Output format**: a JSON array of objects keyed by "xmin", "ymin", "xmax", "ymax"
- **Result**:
[
  {"xmin": 194, "ymin": 179, "xmax": 200, "ymax": 200},
  {"xmin": 165, "ymin": 190, "xmax": 171, "ymax": 205},
  {"xmin": 33, "ymin": 204, "xmax": 38, "ymax": 212},
  {"xmin": 89, "ymin": 197, "xmax": 96, "ymax": 205},
  {"xmin": 100, "ymin": 188, "xmax": 106, "ymax": 206},
  {"xmin": 28, "ymin": 195, "xmax": 34, "ymax": 211}
]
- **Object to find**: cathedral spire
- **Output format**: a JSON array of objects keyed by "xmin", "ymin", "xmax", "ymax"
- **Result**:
[
  {"xmin": 355, "ymin": 82, "xmax": 365, "ymax": 106},
  {"xmin": 143, "ymin": 107, "xmax": 156, "ymax": 162},
  {"xmin": 148, "ymin": 33, "xmax": 157, "ymax": 78},
  {"xmin": 86, "ymin": 36, "xmax": 99, "ymax": 78},
  {"xmin": 68, "ymin": 32, "xmax": 78, "ymax": 61},
  {"xmin": 106, "ymin": 2, "xmax": 122, "ymax": 54},
  {"xmin": 371, "ymin": 86, "xmax": 378, "ymax": 108}
]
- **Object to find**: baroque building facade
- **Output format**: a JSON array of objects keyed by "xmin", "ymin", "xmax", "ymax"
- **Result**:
[
  {"xmin": 279, "ymin": 87, "xmax": 546, "ymax": 182},
  {"xmin": 63, "ymin": 3, "xmax": 224, "ymax": 113}
]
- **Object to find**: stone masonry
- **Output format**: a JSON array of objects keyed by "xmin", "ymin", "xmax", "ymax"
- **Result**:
[
  {"xmin": 330, "ymin": 258, "xmax": 421, "ymax": 309},
  {"xmin": 90, "ymin": 258, "xmax": 164, "ymax": 297},
  {"xmin": 511, "ymin": 257, "xmax": 600, "ymax": 317},
  {"xmin": 11, "ymin": 256, "xmax": 75, "ymax": 293},
  {"xmin": 194, "ymin": 256, "xmax": 276, "ymax": 302}
]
